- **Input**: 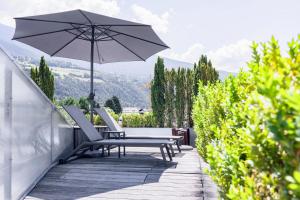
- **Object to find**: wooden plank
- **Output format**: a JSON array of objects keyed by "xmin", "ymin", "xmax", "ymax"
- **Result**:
[{"xmin": 25, "ymin": 148, "xmax": 217, "ymax": 200}]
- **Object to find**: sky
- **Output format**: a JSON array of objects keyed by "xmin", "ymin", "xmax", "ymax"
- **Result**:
[{"xmin": 0, "ymin": 0, "xmax": 299, "ymax": 72}]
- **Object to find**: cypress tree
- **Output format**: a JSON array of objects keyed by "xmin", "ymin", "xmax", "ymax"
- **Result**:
[
  {"xmin": 39, "ymin": 56, "xmax": 46, "ymax": 92},
  {"xmin": 186, "ymin": 68, "xmax": 194, "ymax": 127},
  {"xmin": 193, "ymin": 62, "xmax": 201, "ymax": 96},
  {"xmin": 175, "ymin": 68, "xmax": 186, "ymax": 127},
  {"xmin": 164, "ymin": 69, "xmax": 176, "ymax": 127},
  {"xmin": 112, "ymin": 96, "xmax": 122, "ymax": 114},
  {"xmin": 30, "ymin": 56, "xmax": 55, "ymax": 101},
  {"xmin": 193, "ymin": 55, "xmax": 219, "ymax": 96},
  {"xmin": 30, "ymin": 67, "xmax": 39, "ymax": 85},
  {"xmin": 151, "ymin": 57, "xmax": 166, "ymax": 127}
]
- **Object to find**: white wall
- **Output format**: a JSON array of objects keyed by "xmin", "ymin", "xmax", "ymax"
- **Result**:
[
  {"xmin": 0, "ymin": 48, "xmax": 73, "ymax": 200},
  {"xmin": 123, "ymin": 128, "xmax": 173, "ymax": 137}
]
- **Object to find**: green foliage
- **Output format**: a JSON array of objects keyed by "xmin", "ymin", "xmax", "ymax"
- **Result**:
[
  {"xmin": 192, "ymin": 36, "xmax": 300, "ymax": 199},
  {"xmin": 85, "ymin": 113, "xmax": 103, "ymax": 125},
  {"xmin": 59, "ymin": 97, "xmax": 78, "ymax": 106},
  {"xmin": 193, "ymin": 55, "xmax": 219, "ymax": 96},
  {"xmin": 105, "ymin": 107, "xmax": 120, "ymax": 122},
  {"xmin": 122, "ymin": 112, "xmax": 156, "ymax": 128},
  {"xmin": 152, "ymin": 55, "xmax": 218, "ymax": 128},
  {"xmin": 30, "ymin": 56, "xmax": 55, "ymax": 101},
  {"xmin": 164, "ymin": 68, "xmax": 176, "ymax": 127},
  {"xmin": 151, "ymin": 57, "xmax": 166, "ymax": 127},
  {"xmin": 185, "ymin": 68, "xmax": 194, "ymax": 127},
  {"xmin": 85, "ymin": 108, "xmax": 119, "ymax": 126},
  {"xmin": 104, "ymin": 96, "xmax": 123, "ymax": 114},
  {"xmin": 78, "ymin": 97, "xmax": 89, "ymax": 114},
  {"xmin": 112, "ymin": 96, "xmax": 122, "ymax": 114},
  {"xmin": 175, "ymin": 68, "xmax": 186, "ymax": 127},
  {"xmin": 104, "ymin": 99, "xmax": 115, "ymax": 111}
]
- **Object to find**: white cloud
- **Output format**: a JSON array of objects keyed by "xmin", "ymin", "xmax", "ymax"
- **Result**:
[
  {"xmin": 167, "ymin": 43, "xmax": 205, "ymax": 63},
  {"xmin": 131, "ymin": 4, "xmax": 171, "ymax": 34},
  {"xmin": 165, "ymin": 39, "xmax": 252, "ymax": 72},
  {"xmin": 208, "ymin": 39, "xmax": 252, "ymax": 72},
  {"xmin": 0, "ymin": 0, "xmax": 120, "ymax": 27}
]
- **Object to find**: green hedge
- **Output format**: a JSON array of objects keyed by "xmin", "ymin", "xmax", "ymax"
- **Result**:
[
  {"xmin": 122, "ymin": 112, "xmax": 157, "ymax": 127},
  {"xmin": 192, "ymin": 36, "xmax": 300, "ymax": 199}
]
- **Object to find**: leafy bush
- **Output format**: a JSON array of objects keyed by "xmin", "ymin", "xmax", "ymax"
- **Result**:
[
  {"xmin": 192, "ymin": 36, "xmax": 300, "ymax": 199},
  {"xmin": 122, "ymin": 112, "xmax": 156, "ymax": 127},
  {"xmin": 86, "ymin": 107, "xmax": 119, "ymax": 126}
]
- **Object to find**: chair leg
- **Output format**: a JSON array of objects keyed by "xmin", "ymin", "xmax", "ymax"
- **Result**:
[
  {"xmin": 123, "ymin": 146, "xmax": 126, "ymax": 156},
  {"xmin": 102, "ymin": 146, "xmax": 105, "ymax": 157},
  {"xmin": 118, "ymin": 145, "xmax": 121, "ymax": 158},
  {"xmin": 176, "ymin": 140, "xmax": 182, "ymax": 153},
  {"xmin": 160, "ymin": 145, "xmax": 167, "ymax": 161},
  {"xmin": 59, "ymin": 143, "xmax": 87, "ymax": 164},
  {"xmin": 108, "ymin": 145, "xmax": 110, "ymax": 156},
  {"xmin": 77, "ymin": 148, "xmax": 90, "ymax": 157},
  {"xmin": 165, "ymin": 145, "xmax": 172, "ymax": 161},
  {"xmin": 169, "ymin": 144, "xmax": 175, "ymax": 157}
]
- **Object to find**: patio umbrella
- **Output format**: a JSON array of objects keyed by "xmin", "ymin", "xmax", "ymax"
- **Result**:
[{"xmin": 12, "ymin": 9, "xmax": 169, "ymax": 123}]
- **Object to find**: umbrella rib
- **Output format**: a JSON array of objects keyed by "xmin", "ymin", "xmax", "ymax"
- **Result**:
[
  {"xmin": 51, "ymin": 27, "xmax": 91, "ymax": 56},
  {"xmin": 94, "ymin": 26, "xmax": 112, "ymax": 40},
  {"xmin": 78, "ymin": 10, "xmax": 93, "ymax": 25},
  {"xmin": 96, "ymin": 26, "xmax": 169, "ymax": 48},
  {"xmin": 95, "ymin": 24, "xmax": 150, "ymax": 27},
  {"xmin": 95, "ymin": 41, "xmax": 102, "ymax": 63},
  {"xmin": 69, "ymin": 24, "xmax": 91, "ymax": 40},
  {"xmin": 14, "ymin": 17, "xmax": 88, "ymax": 26},
  {"xmin": 96, "ymin": 33, "xmax": 120, "ymax": 41},
  {"xmin": 99, "ymin": 30, "xmax": 145, "ymax": 61},
  {"xmin": 65, "ymin": 30, "xmax": 90, "ymax": 41},
  {"xmin": 67, "ymin": 31, "xmax": 90, "ymax": 41},
  {"xmin": 12, "ymin": 26, "xmax": 87, "ymax": 40}
]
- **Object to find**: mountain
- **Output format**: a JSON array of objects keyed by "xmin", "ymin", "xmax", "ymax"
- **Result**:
[{"xmin": 0, "ymin": 23, "xmax": 235, "ymax": 107}]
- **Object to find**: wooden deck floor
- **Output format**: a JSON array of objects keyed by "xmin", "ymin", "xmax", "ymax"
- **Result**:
[{"xmin": 25, "ymin": 146, "xmax": 218, "ymax": 200}]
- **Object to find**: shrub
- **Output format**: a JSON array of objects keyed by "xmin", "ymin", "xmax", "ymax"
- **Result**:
[
  {"xmin": 122, "ymin": 112, "xmax": 156, "ymax": 127},
  {"xmin": 192, "ymin": 36, "xmax": 300, "ymax": 199}
]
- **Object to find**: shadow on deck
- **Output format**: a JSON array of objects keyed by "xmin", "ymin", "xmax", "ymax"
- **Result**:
[{"xmin": 25, "ymin": 147, "xmax": 218, "ymax": 200}]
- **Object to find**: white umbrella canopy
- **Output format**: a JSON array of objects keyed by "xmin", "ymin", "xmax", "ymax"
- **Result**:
[{"xmin": 12, "ymin": 9, "xmax": 169, "ymax": 122}]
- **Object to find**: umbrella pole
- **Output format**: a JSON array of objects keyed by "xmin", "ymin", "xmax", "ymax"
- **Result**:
[{"xmin": 90, "ymin": 26, "xmax": 95, "ymax": 124}]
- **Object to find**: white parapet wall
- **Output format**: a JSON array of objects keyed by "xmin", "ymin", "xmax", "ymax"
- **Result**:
[
  {"xmin": 123, "ymin": 128, "xmax": 173, "ymax": 137},
  {"xmin": 0, "ymin": 47, "xmax": 73, "ymax": 200}
]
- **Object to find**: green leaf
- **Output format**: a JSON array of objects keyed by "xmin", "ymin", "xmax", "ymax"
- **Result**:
[{"xmin": 294, "ymin": 171, "xmax": 300, "ymax": 183}]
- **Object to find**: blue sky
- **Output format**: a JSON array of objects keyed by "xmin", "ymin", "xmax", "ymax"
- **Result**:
[{"xmin": 0, "ymin": 0, "xmax": 299, "ymax": 72}]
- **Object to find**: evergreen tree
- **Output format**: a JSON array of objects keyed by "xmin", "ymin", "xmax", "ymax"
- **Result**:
[
  {"xmin": 164, "ymin": 69, "xmax": 176, "ymax": 127},
  {"xmin": 175, "ymin": 68, "xmax": 186, "ymax": 127},
  {"xmin": 30, "ymin": 56, "xmax": 55, "ymax": 101},
  {"xmin": 193, "ymin": 55, "xmax": 219, "ymax": 96},
  {"xmin": 112, "ymin": 96, "xmax": 122, "ymax": 114},
  {"xmin": 151, "ymin": 57, "xmax": 166, "ymax": 127},
  {"xmin": 39, "ymin": 56, "xmax": 46, "ymax": 93},
  {"xmin": 193, "ymin": 62, "xmax": 201, "ymax": 96},
  {"xmin": 186, "ymin": 68, "xmax": 194, "ymax": 127},
  {"xmin": 104, "ymin": 99, "xmax": 115, "ymax": 112},
  {"xmin": 30, "ymin": 66, "xmax": 39, "ymax": 85}
]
